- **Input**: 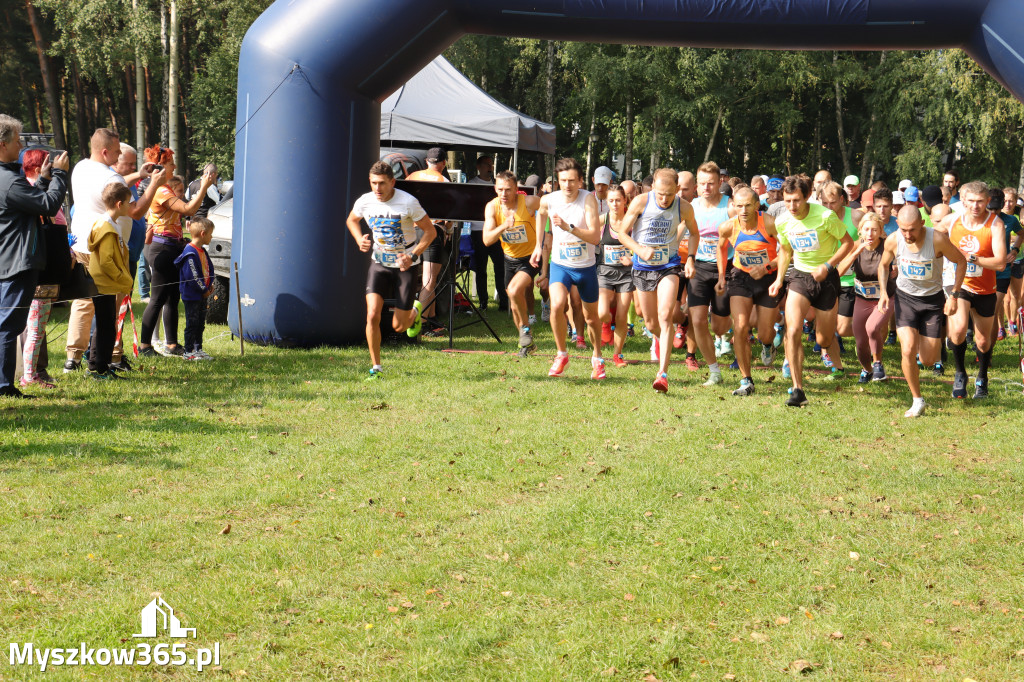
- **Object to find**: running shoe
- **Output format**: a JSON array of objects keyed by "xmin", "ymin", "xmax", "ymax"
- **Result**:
[
  {"xmin": 63, "ymin": 358, "xmax": 81, "ymax": 373},
  {"xmin": 858, "ymin": 369, "xmax": 870, "ymax": 384},
  {"xmin": 702, "ymin": 371, "xmax": 723, "ymax": 387},
  {"xmin": 826, "ymin": 367, "xmax": 844, "ymax": 381},
  {"xmin": 650, "ymin": 337, "xmax": 660, "ymax": 362},
  {"xmin": 729, "ymin": 358, "xmax": 739, "ymax": 370},
  {"xmin": 601, "ymin": 323, "xmax": 613, "ymax": 345},
  {"xmin": 732, "ymin": 378, "xmax": 755, "ymax": 396},
  {"xmin": 653, "ymin": 372, "xmax": 669, "ymax": 393},
  {"xmin": 786, "ymin": 387, "xmax": 808, "ymax": 407},
  {"xmin": 714, "ymin": 336, "xmax": 723, "ymax": 357},
  {"xmin": 782, "ymin": 358, "xmax": 791, "ymax": 379},
  {"xmin": 613, "ymin": 353, "xmax": 628, "ymax": 368},
  {"xmin": 973, "ymin": 378, "xmax": 989, "ymax": 399},
  {"xmin": 812, "ymin": 338, "xmax": 821, "ymax": 354},
  {"xmin": 802, "ymin": 321, "xmax": 812, "ymax": 335},
  {"xmin": 932, "ymin": 362, "xmax": 944, "ymax": 377},
  {"xmin": 109, "ymin": 357, "xmax": 133, "ymax": 372},
  {"xmin": 836, "ymin": 336, "xmax": 847, "ymax": 356},
  {"xmin": 183, "ymin": 351, "xmax": 200, "ymax": 361},
  {"xmin": 1008, "ymin": 322, "xmax": 1018, "ymax": 336},
  {"xmin": 528, "ymin": 314, "xmax": 537, "ymax": 326},
  {"xmin": 871, "ymin": 361, "xmax": 887, "ymax": 382},
  {"xmin": 365, "ymin": 368, "xmax": 383, "ymax": 382},
  {"xmin": 166, "ymin": 344, "xmax": 185, "ymax": 357},
  {"xmin": 952, "ymin": 372, "xmax": 968, "ymax": 399},
  {"xmin": 673, "ymin": 324, "xmax": 685, "ymax": 350},
  {"xmin": 541, "ymin": 301, "xmax": 550, "ymax": 322},
  {"xmin": 519, "ymin": 326, "xmax": 534, "ymax": 349},
  {"xmin": 591, "ymin": 358, "xmax": 606, "ymax": 380},
  {"xmin": 997, "ymin": 326, "xmax": 1006, "ymax": 341},
  {"xmin": 685, "ymin": 354, "xmax": 699, "ymax": 371},
  {"xmin": 822, "ymin": 352, "xmax": 834, "ymax": 370},
  {"xmin": 627, "ymin": 323, "xmax": 635, "ymax": 338},
  {"xmin": 916, "ymin": 355, "xmax": 924, "ymax": 369},
  {"xmin": 885, "ymin": 330, "xmax": 897, "ymax": 346},
  {"xmin": 904, "ymin": 399, "xmax": 926, "ymax": 418},
  {"xmin": 407, "ymin": 300, "xmax": 424, "ymax": 337},
  {"xmin": 138, "ymin": 346, "xmax": 159, "ymax": 358},
  {"xmin": 773, "ymin": 324, "xmax": 784, "ymax": 348},
  {"xmin": 567, "ymin": 325, "xmax": 575, "ymax": 341},
  {"xmin": 761, "ymin": 343, "xmax": 776, "ymax": 367},
  {"xmin": 193, "ymin": 350, "xmax": 215, "ymax": 361},
  {"xmin": 88, "ymin": 369, "xmax": 125, "ymax": 381},
  {"xmin": 641, "ymin": 325, "xmax": 654, "ymax": 340},
  {"xmin": 152, "ymin": 339, "xmax": 167, "ymax": 355},
  {"xmin": 575, "ymin": 334, "xmax": 587, "ymax": 350},
  {"xmin": 719, "ymin": 338, "xmax": 733, "ymax": 356},
  {"xmin": 548, "ymin": 354, "xmax": 569, "ymax": 377}
]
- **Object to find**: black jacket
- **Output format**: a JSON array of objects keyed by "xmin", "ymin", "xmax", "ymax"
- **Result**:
[{"xmin": 0, "ymin": 161, "xmax": 67, "ymax": 279}]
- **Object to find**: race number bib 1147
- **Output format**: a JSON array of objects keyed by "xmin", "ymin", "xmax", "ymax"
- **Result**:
[
  {"xmin": 898, "ymin": 257, "xmax": 932, "ymax": 281},
  {"xmin": 501, "ymin": 225, "xmax": 528, "ymax": 244},
  {"xmin": 696, "ymin": 236, "xmax": 718, "ymax": 261},
  {"xmin": 737, "ymin": 248, "xmax": 768, "ymax": 270},
  {"xmin": 789, "ymin": 230, "xmax": 820, "ymax": 253},
  {"xmin": 603, "ymin": 245, "xmax": 629, "ymax": 265}
]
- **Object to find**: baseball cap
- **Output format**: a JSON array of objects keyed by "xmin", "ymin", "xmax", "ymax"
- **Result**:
[
  {"xmin": 766, "ymin": 177, "xmax": 784, "ymax": 191},
  {"xmin": 903, "ymin": 186, "xmax": 920, "ymax": 203},
  {"xmin": 861, "ymin": 189, "xmax": 876, "ymax": 207},
  {"xmin": 843, "ymin": 175, "xmax": 860, "ymax": 186},
  {"xmin": 426, "ymin": 146, "xmax": 447, "ymax": 162},
  {"xmin": 898, "ymin": 179, "xmax": 912, "ymax": 191},
  {"xmin": 921, "ymin": 184, "xmax": 943, "ymax": 207},
  {"xmin": 593, "ymin": 166, "xmax": 613, "ymax": 185},
  {"xmin": 719, "ymin": 168, "xmax": 729, "ymax": 175},
  {"xmin": 892, "ymin": 190, "xmax": 906, "ymax": 205}
]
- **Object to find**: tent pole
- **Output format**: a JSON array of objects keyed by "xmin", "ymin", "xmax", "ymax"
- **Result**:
[{"xmin": 512, "ymin": 148, "xmax": 518, "ymax": 175}]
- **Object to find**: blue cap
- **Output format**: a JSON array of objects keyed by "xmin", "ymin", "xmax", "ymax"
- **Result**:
[
  {"xmin": 904, "ymin": 186, "xmax": 920, "ymax": 203},
  {"xmin": 766, "ymin": 178, "xmax": 784, "ymax": 191}
]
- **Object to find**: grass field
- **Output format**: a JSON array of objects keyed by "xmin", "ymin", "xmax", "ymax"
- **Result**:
[{"xmin": 1, "ymin": 298, "xmax": 1023, "ymax": 681}]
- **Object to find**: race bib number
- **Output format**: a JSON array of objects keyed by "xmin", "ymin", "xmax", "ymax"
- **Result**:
[
  {"xmin": 604, "ymin": 245, "xmax": 629, "ymax": 265},
  {"xmin": 696, "ymin": 236, "xmax": 718, "ymax": 261},
  {"xmin": 374, "ymin": 246, "xmax": 408, "ymax": 268},
  {"xmin": 898, "ymin": 256, "xmax": 932, "ymax": 281},
  {"xmin": 638, "ymin": 246, "xmax": 670, "ymax": 267},
  {"xmin": 501, "ymin": 224, "xmax": 528, "ymax": 244},
  {"xmin": 559, "ymin": 241, "xmax": 588, "ymax": 264},
  {"xmin": 737, "ymin": 248, "xmax": 769, "ymax": 270},
  {"xmin": 789, "ymin": 230, "xmax": 820, "ymax": 253},
  {"xmin": 854, "ymin": 278, "xmax": 881, "ymax": 299},
  {"xmin": 965, "ymin": 262, "xmax": 983, "ymax": 278}
]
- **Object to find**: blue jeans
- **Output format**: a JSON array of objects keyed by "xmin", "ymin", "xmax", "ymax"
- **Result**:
[
  {"xmin": 0, "ymin": 270, "xmax": 38, "ymax": 392},
  {"xmin": 137, "ymin": 250, "xmax": 151, "ymax": 298}
]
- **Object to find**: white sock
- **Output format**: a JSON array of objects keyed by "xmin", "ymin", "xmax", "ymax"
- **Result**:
[
  {"xmin": 557, "ymin": 351, "xmax": 568, "ymax": 357},
  {"xmin": 372, "ymin": 364, "xmax": 383, "ymax": 372},
  {"xmin": 709, "ymin": 362, "xmax": 720, "ymax": 373},
  {"xmin": 912, "ymin": 397, "xmax": 925, "ymax": 407}
]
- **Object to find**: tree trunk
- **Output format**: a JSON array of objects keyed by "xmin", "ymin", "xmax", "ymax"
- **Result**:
[
  {"xmin": 624, "ymin": 97, "xmax": 634, "ymax": 180},
  {"xmin": 168, "ymin": 0, "xmax": 180, "ymax": 162},
  {"xmin": 545, "ymin": 41, "xmax": 555, "ymax": 181},
  {"xmin": 134, "ymin": 0, "xmax": 146, "ymax": 160},
  {"xmin": 25, "ymin": 0, "xmax": 66, "ymax": 149},
  {"xmin": 704, "ymin": 104, "xmax": 724, "ymax": 163},
  {"xmin": 160, "ymin": 0, "xmax": 169, "ymax": 144},
  {"xmin": 813, "ymin": 117, "xmax": 821, "ymax": 171},
  {"xmin": 71, "ymin": 64, "xmax": 88, "ymax": 158},
  {"xmin": 649, "ymin": 113, "xmax": 661, "ymax": 171},
  {"xmin": 144, "ymin": 65, "xmax": 158, "ymax": 141},
  {"xmin": 585, "ymin": 104, "xmax": 596, "ymax": 185},
  {"xmin": 860, "ymin": 51, "xmax": 886, "ymax": 184},
  {"xmin": 1017, "ymin": 143, "xmax": 1024, "ymax": 196},
  {"xmin": 833, "ymin": 52, "xmax": 851, "ymax": 179}
]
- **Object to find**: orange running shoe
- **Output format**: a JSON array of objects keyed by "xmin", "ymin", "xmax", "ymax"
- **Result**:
[{"xmin": 548, "ymin": 354, "xmax": 569, "ymax": 377}]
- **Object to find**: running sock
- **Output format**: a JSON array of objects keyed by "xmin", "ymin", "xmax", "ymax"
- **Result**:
[
  {"xmin": 557, "ymin": 351, "xmax": 568, "ymax": 357},
  {"xmin": 977, "ymin": 348, "xmax": 993, "ymax": 381},
  {"xmin": 708, "ymin": 362, "xmax": 720, "ymax": 373},
  {"xmin": 686, "ymin": 352, "xmax": 696, "ymax": 359},
  {"xmin": 744, "ymin": 376, "xmax": 753, "ymax": 383},
  {"xmin": 952, "ymin": 341, "xmax": 968, "ymax": 374},
  {"xmin": 941, "ymin": 342, "xmax": 947, "ymax": 363},
  {"xmin": 372, "ymin": 364, "xmax": 383, "ymax": 372}
]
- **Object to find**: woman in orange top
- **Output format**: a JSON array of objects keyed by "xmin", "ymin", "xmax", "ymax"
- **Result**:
[{"xmin": 138, "ymin": 145, "xmax": 216, "ymax": 356}]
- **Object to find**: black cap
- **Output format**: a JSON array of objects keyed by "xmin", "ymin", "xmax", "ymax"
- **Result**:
[
  {"xmin": 920, "ymin": 184, "xmax": 943, "ymax": 208},
  {"xmin": 426, "ymin": 147, "xmax": 446, "ymax": 163},
  {"xmin": 524, "ymin": 174, "xmax": 541, "ymax": 188}
]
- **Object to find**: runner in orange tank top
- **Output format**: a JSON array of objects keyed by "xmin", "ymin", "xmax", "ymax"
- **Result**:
[{"xmin": 936, "ymin": 180, "xmax": 1007, "ymax": 399}]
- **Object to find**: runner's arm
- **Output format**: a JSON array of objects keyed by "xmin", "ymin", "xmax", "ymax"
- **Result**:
[
  {"xmin": 613, "ymin": 195, "xmax": 647, "ymax": 256},
  {"xmin": 768, "ymin": 243, "xmax": 791, "ymax": 296},
  {"xmin": 975, "ymin": 217, "xmax": 1006, "ymax": 269},
  {"xmin": 482, "ymin": 201, "xmax": 503, "ymax": 247},
  {"xmin": 934, "ymin": 230, "xmax": 966, "ymax": 292},
  {"xmin": 410, "ymin": 216, "xmax": 437, "ymax": 258},
  {"xmin": 346, "ymin": 211, "xmax": 372, "ymax": 252},
  {"xmin": 572, "ymin": 194, "xmax": 603, "ymax": 245},
  {"xmin": 715, "ymin": 222, "xmax": 731, "ymax": 281}
]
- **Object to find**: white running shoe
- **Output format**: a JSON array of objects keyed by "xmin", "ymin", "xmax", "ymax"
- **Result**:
[
  {"xmin": 703, "ymin": 371, "xmax": 723, "ymax": 386},
  {"xmin": 904, "ymin": 399, "xmax": 926, "ymax": 418}
]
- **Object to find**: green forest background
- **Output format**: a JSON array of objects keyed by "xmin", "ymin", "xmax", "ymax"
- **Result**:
[{"xmin": 2, "ymin": 0, "xmax": 1023, "ymax": 189}]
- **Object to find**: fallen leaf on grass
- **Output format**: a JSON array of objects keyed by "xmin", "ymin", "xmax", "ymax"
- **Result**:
[
  {"xmin": 600, "ymin": 667, "xmax": 618, "ymax": 677},
  {"xmin": 219, "ymin": 524, "xmax": 231, "ymax": 535},
  {"xmin": 751, "ymin": 631, "xmax": 769, "ymax": 643},
  {"xmin": 829, "ymin": 631, "xmax": 844, "ymax": 640},
  {"xmin": 643, "ymin": 675, "xmax": 660, "ymax": 682},
  {"xmin": 400, "ymin": 601, "xmax": 414, "ymax": 609},
  {"xmin": 370, "ymin": 401, "xmax": 389, "ymax": 410},
  {"xmin": 452, "ymin": 573, "xmax": 466, "ymax": 582},
  {"xmin": 849, "ymin": 551, "xmax": 860, "ymax": 561},
  {"xmin": 789, "ymin": 659, "xmax": 813, "ymax": 674},
  {"xmin": 775, "ymin": 616, "xmax": 790, "ymax": 625},
  {"xmin": 387, "ymin": 606, "xmax": 398, "ymax": 613},
  {"xmin": 623, "ymin": 593, "xmax": 635, "ymax": 602}
]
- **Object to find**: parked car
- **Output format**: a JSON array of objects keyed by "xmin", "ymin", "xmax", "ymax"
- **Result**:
[{"xmin": 204, "ymin": 149, "xmax": 429, "ymax": 323}]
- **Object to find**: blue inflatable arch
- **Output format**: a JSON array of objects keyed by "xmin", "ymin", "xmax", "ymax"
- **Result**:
[{"xmin": 231, "ymin": 0, "xmax": 1024, "ymax": 346}]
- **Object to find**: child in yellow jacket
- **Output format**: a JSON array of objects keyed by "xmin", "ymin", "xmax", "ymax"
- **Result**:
[{"xmin": 86, "ymin": 182, "xmax": 134, "ymax": 379}]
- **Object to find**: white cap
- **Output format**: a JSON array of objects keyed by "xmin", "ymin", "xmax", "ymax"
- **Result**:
[
  {"xmin": 593, "ymin": 166, "xmax": 613, "ymax": 185},
  {"xmin": 892, "ymin": 190, "xmax": 906, "ymax": 205},
  {"xmin": 898, "ymin": 179, "xmax": 913, "ymax": 191}
]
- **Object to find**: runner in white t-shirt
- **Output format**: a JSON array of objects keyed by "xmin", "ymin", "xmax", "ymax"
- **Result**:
[{"xmin": 346, "ymin": 161, "xmax": 436, "ymax": 381}]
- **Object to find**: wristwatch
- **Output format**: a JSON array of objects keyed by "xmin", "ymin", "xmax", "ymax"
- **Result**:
[
  {"xmin": 968, "ymin": 253, "xmax": 978, "ymax": 264},
  {"xmin": 951, "ymin": 290, "xmax": 962, "ymax": 299}
]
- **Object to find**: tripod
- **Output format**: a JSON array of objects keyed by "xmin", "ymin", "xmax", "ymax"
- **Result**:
[{"xmin": 418, "ymin": 228, "xmax": 501, "ymax": 349}]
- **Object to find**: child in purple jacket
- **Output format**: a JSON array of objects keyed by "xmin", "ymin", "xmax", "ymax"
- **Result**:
[{"xmin": 174, "ymin": 217, "xmax": 215, "ymax": 360}]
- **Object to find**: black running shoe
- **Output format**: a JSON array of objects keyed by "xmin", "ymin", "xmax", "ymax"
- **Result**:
[
  {"xmin": 786, "ymin": 387, "xmax": 808, "ymax": 407},
  {"xmin": 952, "ymin": 372, "xmax": 968, "ymax": 399},
  {"xmin": 973, "ymin": 379, "xmax": 988, "ymax": 399}
]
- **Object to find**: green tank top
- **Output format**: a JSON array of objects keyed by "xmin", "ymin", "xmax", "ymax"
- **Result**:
[{"xmin": 840, "ymin": 208, "xmax": 858, "ymax": 287}]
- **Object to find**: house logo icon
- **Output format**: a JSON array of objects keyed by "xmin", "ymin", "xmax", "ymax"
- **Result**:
[{"xmin": 133, "ymin": 597, "xmax": 196, "ymax": 638}]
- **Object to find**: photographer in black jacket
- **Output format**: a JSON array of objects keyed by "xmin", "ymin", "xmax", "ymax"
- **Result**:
[{"xmin": 0, "ymin": 115, "xmax": 68, "ymax": 398}]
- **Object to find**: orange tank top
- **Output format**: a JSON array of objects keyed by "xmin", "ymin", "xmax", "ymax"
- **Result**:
[
  {"xmin": 949, "ymin": 211, "xmax": 997, "ymax": 295},
  {"xmin": 729, "ymin": 214, "xmax": 778, "ymax": 273}
]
